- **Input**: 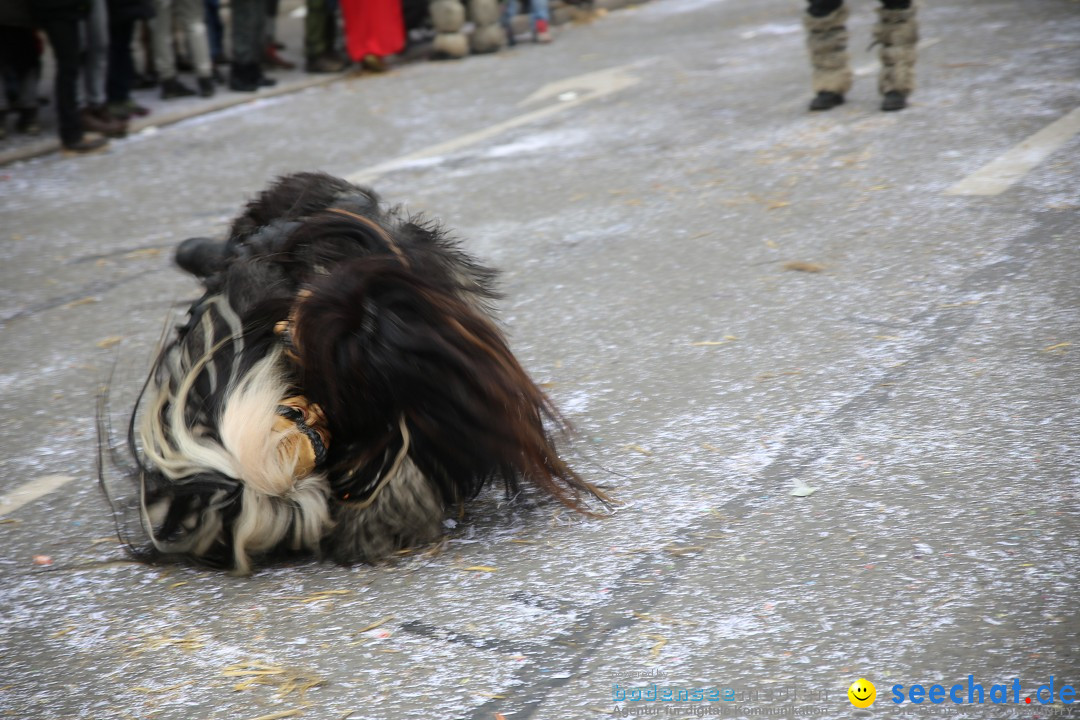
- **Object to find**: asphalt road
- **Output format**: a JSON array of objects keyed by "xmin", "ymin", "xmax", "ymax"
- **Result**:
[{"xmin": 1, "ymin": 0, "xmax": 1078, "ymax": 719}]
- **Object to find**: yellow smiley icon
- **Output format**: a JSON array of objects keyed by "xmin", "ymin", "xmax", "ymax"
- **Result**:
[{"xmin": 848, "ymin": 678, "xmax": 876, "ymax": 708}]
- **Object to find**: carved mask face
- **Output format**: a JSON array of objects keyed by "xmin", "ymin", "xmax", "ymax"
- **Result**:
[{"xmin": 273, "ymin": 396, "xmax": 331, "ymax": 479}]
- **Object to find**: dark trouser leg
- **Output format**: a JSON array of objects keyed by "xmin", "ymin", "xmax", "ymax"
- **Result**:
[
  {"xmin": 231, "ymin": 0, "xmax": 267, "ymax": 66},
  {"xmin": 0, "ymin": 27, "xmax": 41, "ymax": 111},
  {"xmin": 40, "ymin": 18, "xmax": 85, "ymax": 145},
  {"xmin": 204, "ymin": 0, "xmax": 225, "ymax": 61},
  {"xmin": 106, "ymin": 18, "xmax": 136, "ymax": 104}
]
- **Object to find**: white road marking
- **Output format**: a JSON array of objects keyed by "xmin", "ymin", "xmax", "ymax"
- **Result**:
[
  {"xmin": 854, "ymin": 37, "xmax": 941, "ymax": 76},
  {"xmin": 345, "ymin": 64, "xmax": 642, "ymax": 185},
  {"xmin": 0, "ymin": 474, "xmax": 77, "ymax": 518},
  {"xmin": 945, "ymin": 106, "xmax": 1080, "ymax": 196}
]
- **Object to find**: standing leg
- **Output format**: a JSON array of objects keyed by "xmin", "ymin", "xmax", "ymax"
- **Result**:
[
  {"xmin": 41, "ymin": 17, "xmax": 108, "ymax": 152},
  {"xmin": 803, "ymin": 0, "xmax": 851, "ymax": 111},
  {"xmin": 107, "ymin": 18, "xmax": 138, "ymax": 107},
  {"xmin": 231, "ymin": 0, "xmax": 274, "ymax": 90},
  {"xmin": 205, "ymin": 0, "xmax": 225, "ymax": 63},
  {"xmin": 81, "ymin": 0, "xmax": 110, "ymax": 109},
  {"xmin": 0, "ymin": 27, "xmax": 42, "ymax": 135},
  {"xmin": 500, "ymin": 0, "xmax": 520, "ymax": 46},
  {"xmin": 263, "ymin": 0, "xmax": 296, "ymax": 68},
  {"xmin": 82, "ymin": 0, "xmax": 129, "ymax": 137},
  {"xmin": 177, "ymin": 0, "xmax": 215, "ymax": 95},
  {"xmin": 530, "ymin": 0, "xmax": 551, "ymax": 43},
  {"xmin": 875, "ymin": 0, "xmax": 917, "ymax": 111},
  {"xmin": 151, "ymin": 0, "xmax": 177, "ymax": 85}
]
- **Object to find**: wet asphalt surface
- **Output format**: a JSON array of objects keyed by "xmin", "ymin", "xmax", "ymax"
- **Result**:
[{"xmin": 1, "ymin": 0, "xmax": 1079, "ymax": 718}]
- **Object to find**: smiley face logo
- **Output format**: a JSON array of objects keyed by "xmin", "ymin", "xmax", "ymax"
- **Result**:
[{"xmin": 848, "ymin": 678, "xmax": 876, "ymax": 708}]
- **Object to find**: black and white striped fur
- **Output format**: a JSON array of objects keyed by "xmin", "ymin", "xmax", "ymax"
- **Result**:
[{"xmin": 99, "ymin": 172, "xmax": 602, "ymax": 573}]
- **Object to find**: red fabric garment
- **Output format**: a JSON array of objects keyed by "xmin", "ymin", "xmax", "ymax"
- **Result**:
[{"xmin": 340, "ymin": 0, "xmax": 405, "ymax": 61}]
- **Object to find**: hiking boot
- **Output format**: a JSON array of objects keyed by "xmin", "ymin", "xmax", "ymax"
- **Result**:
[{"xmin": 160, "ymin": 76, "xmax": 196, "ymax": 99}]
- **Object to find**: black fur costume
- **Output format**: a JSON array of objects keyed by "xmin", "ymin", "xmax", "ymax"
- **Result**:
[{"xmin": 100, "ymin": 172, "xmax": 601, "ymax": 573}]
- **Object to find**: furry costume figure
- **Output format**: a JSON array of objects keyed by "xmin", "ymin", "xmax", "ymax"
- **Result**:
[{"xmin": 99, "ymin": 172, "xmax": 602, "ymax": 574}]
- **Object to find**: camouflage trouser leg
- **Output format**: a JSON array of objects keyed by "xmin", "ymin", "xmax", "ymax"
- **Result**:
[
  {"xmin": 803, "ymin": 3, "xmax": 851, "ymax": 96},
  {"xmin": 874, "ymin": 4, "xmax": 918, "ymax": 96},
  {"xmin": 305, "ymin": 0, "xmax": 334, "ymax": 60}
]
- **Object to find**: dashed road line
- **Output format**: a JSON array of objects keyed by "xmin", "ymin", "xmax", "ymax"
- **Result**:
[
  {"xmin": 945, "ymin": 105, "xmax": 1080, "ymax": 196},
  {"xmin": 0, "ymin": 475, "xmax": 77, "ymax": 518},
  {"xmin": 345, "ymin": 63, "xmax": 642, "ymax": 186}
]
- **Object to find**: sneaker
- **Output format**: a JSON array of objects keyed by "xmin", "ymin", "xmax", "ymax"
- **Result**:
[
  {"xmin": 534, "ymin": 19, "xmax": 552, "ymax": 43},
  {"xmin": 197, "ymin": 76, "xmax": 215, "ymax": 97},
  {"xmin": 62, "ymin": 135, "xmax": 110, "ymax": 156},
  {"xmin": 160, "ymin": 76, "xmax": 196, "ymax": 99}
]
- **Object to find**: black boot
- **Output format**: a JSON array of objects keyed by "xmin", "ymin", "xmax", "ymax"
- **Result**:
[
  {"xmin": 881, "ymin": 90, "xmax": 907, "ymax": 111},
  {"xmin": 197, "ymin": 76, "xmax": 215, "ymax": 97},
  {"xmin": 229, "ymin": 63, "xmax": 259, "ymax": 92},
  {"xmin": 809, "ymin": 91, "xmax": 844, "ymax": 111},
  {"xmin": 161, "ymin": 76, "xmax": 196, "ymax": 99},
  {"xmin": 15, "ymin": 107, "xmax": 40, "ymax": 134},
  {"xmin": 255, "ymin": 68, "xmax": 277, "ymax": 88}
]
